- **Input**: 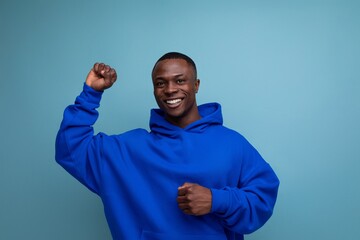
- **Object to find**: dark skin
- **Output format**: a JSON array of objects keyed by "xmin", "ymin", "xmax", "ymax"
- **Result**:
[
  {"xmin": 152, "ymin": 58, "xmax": 201, "ymax": 128},
  {"xmin": 85, "ymin": 63, "xmax": 117, "ymax": 91},
  {"xmin": 177, "ymin": 183, "xmax": 212, "ymax": 216},
  {"xmin": 85, "ymin": 60, "xmax": 212, "ymax": 216}
]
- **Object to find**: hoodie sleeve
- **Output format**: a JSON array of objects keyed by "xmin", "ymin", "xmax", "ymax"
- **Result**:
[
  {"xmin": 55, "ymin": 83, "xmax": 105, "ymax": 194},
  {"xmin": 210, "ymin": 140, "xmax": 280, "ymax": 234}
]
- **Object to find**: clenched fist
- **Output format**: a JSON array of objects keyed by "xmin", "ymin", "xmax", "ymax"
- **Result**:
[
  {"xmin": 177, "ymin": 183, "xmax": 212, "ymax": 216},
  {"xmin": 86, "ymin": 63, "xmax": 117, "ymax": 91}
]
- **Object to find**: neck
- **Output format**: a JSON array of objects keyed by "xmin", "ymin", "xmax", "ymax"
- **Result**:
[{"xmin": 166, "ymin": 111, "xmax": 201, "ymax": 129}]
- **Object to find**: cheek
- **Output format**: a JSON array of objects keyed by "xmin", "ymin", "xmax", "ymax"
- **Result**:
[
  {"xmin": 153, "ymin": 91, "xmax": 164, "ymax": 104},
  {"xmin": 153, "ymin": 89, "xmax": 161, "ymax": 97},
  {"xmin": 181, "ymin": 85, "xmax": 195, "ymax": 93},
  {"xmin": 186, "ymin": 86, "xmax": 197, "ymax": 95}
]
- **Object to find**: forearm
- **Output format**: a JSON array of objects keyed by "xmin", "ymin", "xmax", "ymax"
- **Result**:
[{"xmin": 211, "ymin": 165, "xmax": 279, "ymax": 234}]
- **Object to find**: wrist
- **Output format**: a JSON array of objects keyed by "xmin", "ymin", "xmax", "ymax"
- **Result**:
[{"xmin": 85, "ymin": 81, "xmax": 104, "ymax": 92}]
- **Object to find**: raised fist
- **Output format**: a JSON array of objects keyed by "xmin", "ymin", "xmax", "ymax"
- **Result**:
[{"xmin": 85, "ymin": 63, "xmax": 117, "ymax": 91}]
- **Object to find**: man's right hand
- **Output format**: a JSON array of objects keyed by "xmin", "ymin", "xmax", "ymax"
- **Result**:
[{"xmin": 85, "ymin": 63, "xmax": 117, "ymax": 91}]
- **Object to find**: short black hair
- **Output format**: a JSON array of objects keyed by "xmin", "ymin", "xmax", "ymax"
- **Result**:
[{"xmin": 152, "ymin": 52, "xmax": 197, "ymax": 78}]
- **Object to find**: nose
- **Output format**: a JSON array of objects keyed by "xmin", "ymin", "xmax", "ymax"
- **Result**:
[{"xmin": 164, "ymin": 82, "xmax": 179, "ymax": 95}]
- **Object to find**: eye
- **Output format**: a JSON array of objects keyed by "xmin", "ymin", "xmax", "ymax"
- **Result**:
[
  {"xmin": 155, "ymin": 81, "xmax": 165, "ymax": 88},
  {"xmin": 176, "ymin": 79, "xmax": 185, "ymax": 84}
]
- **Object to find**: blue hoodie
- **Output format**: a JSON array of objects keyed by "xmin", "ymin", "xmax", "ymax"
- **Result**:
[{"xmin": 56, "ymin": 84, "xmax": 279, "ymax": 240}]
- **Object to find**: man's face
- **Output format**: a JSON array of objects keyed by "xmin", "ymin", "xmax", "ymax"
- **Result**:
[{"xmin": 152, "ymin": 58, "xmax": 200, "ymax": 127}]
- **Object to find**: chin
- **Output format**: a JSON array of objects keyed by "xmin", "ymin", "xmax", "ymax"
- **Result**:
[{"xmin": 165, "ymin": 110, "xmax": 184, "ymax": 119}]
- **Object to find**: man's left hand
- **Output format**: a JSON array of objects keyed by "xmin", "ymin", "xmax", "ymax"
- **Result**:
[{"xmin": 177, "ymin": 182, "xmax": 212, "ymax": 216}]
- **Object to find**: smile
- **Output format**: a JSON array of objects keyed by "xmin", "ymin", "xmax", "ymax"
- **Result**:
[{"xmin": 165, "ymin": 98, "xmax": 183, "ymax": 106}]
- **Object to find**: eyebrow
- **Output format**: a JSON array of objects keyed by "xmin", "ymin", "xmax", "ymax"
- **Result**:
[{"xmin": 154, "ymin": 73, "xmax": 184, "ymax": 81}]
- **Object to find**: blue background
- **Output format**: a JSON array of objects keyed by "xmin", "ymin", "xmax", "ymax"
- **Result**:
[{"xmin": 1, "ymin": 0, "xmax": 359, "ymax": 239}]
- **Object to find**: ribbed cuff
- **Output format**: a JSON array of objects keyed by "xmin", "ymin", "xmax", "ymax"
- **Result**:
[
  {"xmin": 210, "ymin": 188, "xmax": 230, "ymax": 214},
  {"xmin": 82, "ymin": 83, "xmax": 103, "ymax": 104}
]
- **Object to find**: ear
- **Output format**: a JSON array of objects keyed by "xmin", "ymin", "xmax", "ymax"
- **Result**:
[{"xmin": 195, "ymin": 79, "xmax": 200, "ymax": 93}]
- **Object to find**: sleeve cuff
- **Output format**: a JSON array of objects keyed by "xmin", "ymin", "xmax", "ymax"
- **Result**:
[
  {"xmin": 210, "ymin": 188, "xmax": 230, "ymax": 214},
  {"xmin": 81, "ymin": 83, "xmax": 103, "ymax": 105}
]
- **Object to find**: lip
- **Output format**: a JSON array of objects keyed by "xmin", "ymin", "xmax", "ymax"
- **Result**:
[{"xmin": 164, "ymin": 98, "xmax": 184, "ymax": 109}]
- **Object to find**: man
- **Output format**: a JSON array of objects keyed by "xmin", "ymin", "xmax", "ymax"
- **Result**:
[{"xmin": 56, "ymin": 52, "xmax": 279, "ymax": 240}]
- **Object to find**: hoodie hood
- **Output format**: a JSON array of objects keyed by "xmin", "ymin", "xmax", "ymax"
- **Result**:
[{"xmin": 150, "ymin": 102, "xmax": 223, "ymax": 137}]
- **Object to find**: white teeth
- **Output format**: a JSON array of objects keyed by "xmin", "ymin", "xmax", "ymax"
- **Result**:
[{"xmin": 166, "ymin": 99, "xmax": 182, "ymax": 104}]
